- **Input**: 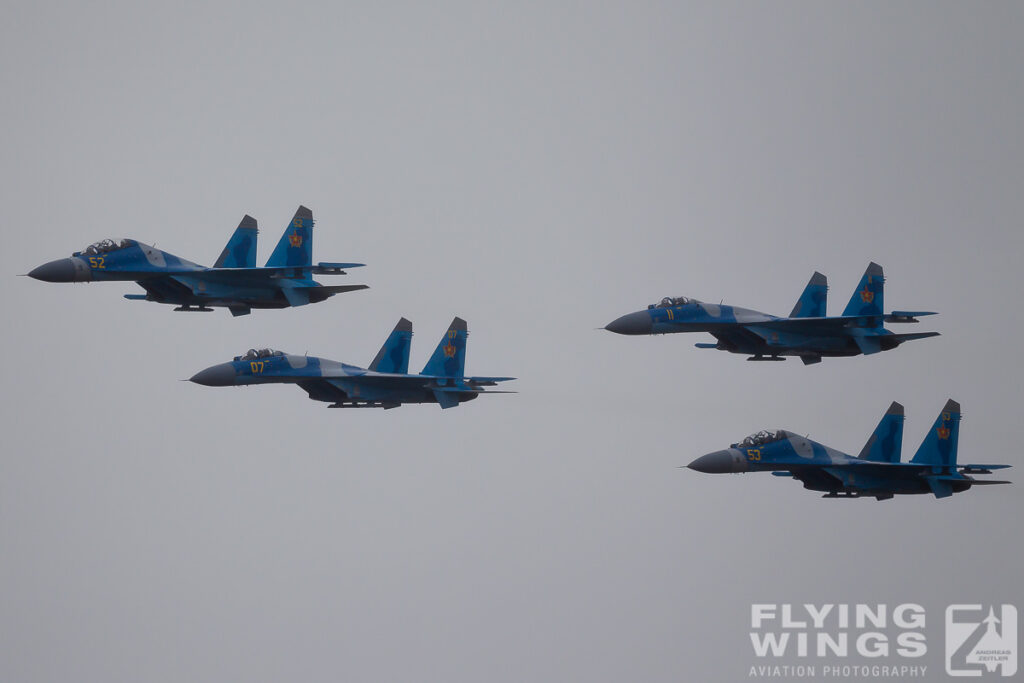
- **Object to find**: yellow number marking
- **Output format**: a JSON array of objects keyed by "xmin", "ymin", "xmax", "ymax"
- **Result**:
[
  {"xmin": 250, "ymin": 361, "xmax": 265, "ymax": 373},
  {"xmin": 747, "ymin": 449, "xmax": 761, "ymax": 461},
  {"xmin": 88, "ymin": 256, "xmax": 105, "ymax": 269},
  {"xmin": 667, "ymin": 309, "xmax": 674, "ymax": 321}
]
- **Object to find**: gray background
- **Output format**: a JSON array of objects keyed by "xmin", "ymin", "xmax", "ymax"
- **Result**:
[{"xmin": 2, "ymin": 1, "xmax": 1021, "ymax": 680}]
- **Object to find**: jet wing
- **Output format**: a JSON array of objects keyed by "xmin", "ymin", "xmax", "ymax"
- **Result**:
[
  {"xmin": 708, "ymin": 327, "xmax": 771, "ymax": 352},
  {"xmin": 752, "ymin": 315, "xmax": 879, "ymax": 331},
  {"xmin": 198, "ymin": 266, "xmax": 361, "ymax": 280},
  {"xmin": 324, "ymin": 373, "xmax": 512, "ymax": 388},
  {"xmin": 132, "ymin": 276, "xmax": 197, "ymax": 301},
  {"xmin": 750, "ymin": 314, "xmax": 938, "ymax": 333}
]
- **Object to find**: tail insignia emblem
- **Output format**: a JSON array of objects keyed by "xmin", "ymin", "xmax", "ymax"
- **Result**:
[
  {"xmin": 937, "ymin": 426, "xmax": 950, "ymax": 440},
  {"xmin": 443, "ymin": 343, "xmax": 456, "ymax": 358},
  {"xmin": 289, "ymin": 233, "xmax": 303, "ymax": 247},
  {"xmin": 860, "ymin": 285, "xmax": 874, "ymax": 303}
]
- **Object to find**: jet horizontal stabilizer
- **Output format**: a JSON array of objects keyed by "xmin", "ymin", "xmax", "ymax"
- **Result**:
[
  {"xmin": 124, "ymin": 294, "xmax": 148, "ymax": 300},
  {"xmin": 695, "ymin": 342, "xmax": 717, "ymax": 349},
  {"xmin": 314, "ymin": 262, "xmax": 365, "ymax": 274},
  {"xmin": 893, "ymin": 331, "xmax": 941, "ymax": 343},
  {"xmin": 467, "ymin": 376, "xmax": 516, "ymax": 386},
  {"xmin": 961, "ymin": 464, "xmax": 1012, "ymax": 473},
  {"xmin": 886, "ymin": 310, "xmax": 938, "ymax": 323},
  {"xmin": 316, "ymin": 284, "xmax": 370, "ymax": 295}
]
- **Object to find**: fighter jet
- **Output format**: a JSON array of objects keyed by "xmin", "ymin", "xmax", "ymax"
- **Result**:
[
  {"xmin": 687, "ymin": 400, "xmax": 1011, "ymax": 500},
  {"xmin": 605, "ymin": 263, "xmax": 938, "ymax": 364},
  {"xmin": 27, "ymin": 206, "xmax": 367, "ymax": 316},
  {"xmin": 189, "ymin": 317, "xmax": 515, "ymax": 409}
]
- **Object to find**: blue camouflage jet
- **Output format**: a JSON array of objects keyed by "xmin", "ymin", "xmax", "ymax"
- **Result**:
[
  {"xmin": 189, "ymin": 317, "xmax": 515, "ymax": 409},
  {"xmin": 687, "ymin": 400, "xmax": 1011, "ymax": 500},
  {"xmin": 605, "ymin": 263, "xmax": 938, "ymax": 364},
  {"xmin": 27, "ymin": 206, "xmax": 367, "ymax": 316}
]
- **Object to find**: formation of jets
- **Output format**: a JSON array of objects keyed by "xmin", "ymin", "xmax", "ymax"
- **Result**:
[{"xmin": 25, "ymin": 208, "xmax": 1011, "ymax": 497}]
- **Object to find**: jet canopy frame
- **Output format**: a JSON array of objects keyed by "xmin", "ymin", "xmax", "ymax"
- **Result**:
[
  {"xmin": 651, "ymin": 296, "xmax": 699, "ymax": 309},
  {"xmin": 236, "ymin": 348, "xmax": 285, "ymax": 361},
  {"xmin": 737, "ymin": 430, "xmax": 786, "ymax": 448},
  {"xmin": 77, "ymin": 239, "xmax": 134, "ymax": 256}
]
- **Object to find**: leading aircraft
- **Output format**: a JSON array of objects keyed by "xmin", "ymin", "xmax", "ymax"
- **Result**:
[
  {"xmin": 27, "ymin": 206, "xmax": 367, "ymax": 316},
  {"xmin": 687, "ymin": 400, "xmax": 1011, "ymax": 500},
  {"xmin": 189, "ymin": 317, "xmax": 515, "ymax": 409},
  {"xmin": 604, "ymin": 263, "xmax": 938, "ymax": 364}
]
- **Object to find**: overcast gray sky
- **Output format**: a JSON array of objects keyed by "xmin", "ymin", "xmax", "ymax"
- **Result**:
[{"xmin": 2, "ymin": 2, "xmax": 1022, "ymax": 681}]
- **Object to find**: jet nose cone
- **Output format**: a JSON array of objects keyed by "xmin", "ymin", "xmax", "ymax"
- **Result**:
[
  {"xmin": 688, "ymin": 449, "xmax": 747, "ymax": 474},
  {"xmin": 29, "ymin": 258, "xmax": 86, "ymax": 282},
  {"xmin": 605, "ymin": 310, "xmax": 653, "ymax": 335},
  {"xmin": 189, "ymin": 364, "xmax": 235, "ymax": 387}
]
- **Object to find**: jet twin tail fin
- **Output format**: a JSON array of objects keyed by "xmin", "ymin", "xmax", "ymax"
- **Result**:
[
  {"xmin": 842, "ymin": 262, "xmax": 884, "ymax": 318},
  {"xmin": 370, "ymin": 318, "xmax": 413, "ymax": 374},
  {"xmin": 789, "ymin": 272, "xmax": 828, "ymax": 318},
  {"xmin": 422, "ymin": 317, "xmax": 467, "ymax": 378},
  {"xmin": 214, "ymin": 215, "xmax": 258, "ymax": 268},
  {"xmin": 265, "ymin": 206, "xmax": 314, "ymax": 268},
  {"xmin": 910, "ymin": 399, "xmax": 961, "ymax": 469},
  {"xmin": 858, "ymin": 401, "xmax": 905, "ymax": 463}
]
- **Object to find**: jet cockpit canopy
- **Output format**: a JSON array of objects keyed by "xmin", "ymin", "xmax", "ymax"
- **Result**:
[
  {"xmin": 737, "ymin": 430, "xmax": 786, "ymax": 448},
  {"xmin": 651, "ymin": 296, "xmax": 698, "ymax": 309},
  {"xmin": 78, "ymin": 239, "xmax": 134, "ymax": 256},
  {"xmin": 237, "ymin": 348, "xmax": 285, "ymax": 361}
]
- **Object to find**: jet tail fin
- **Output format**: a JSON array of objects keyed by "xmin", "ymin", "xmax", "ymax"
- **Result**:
[
  {"xmin": 857, "ymin": 401, "xmax": 905, "ymax": 462},
  {"xmin": 265, "ymin": 206, "xmax": 313, "ymax": 268},
  {"xmin": 910, "ymin": 399, "xmax": 961, "ymax": 469},
  {"xmin": 789, "ymin": 272, "xmax": 828, "ymax": 318},
  {"xmin": 421, "ymin": 317, "xmax": 467, "ymax": 378},
  {"xmin": 214, "ymin": 215, "xmax": 258, "ymax": 268},
  {"xmin": 369, "ymin": 318, "xmax": 413, "ymax": 374},
  {"xmin": 842, "ymin": 262, "xmax": 884, "ymax": 317}
]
